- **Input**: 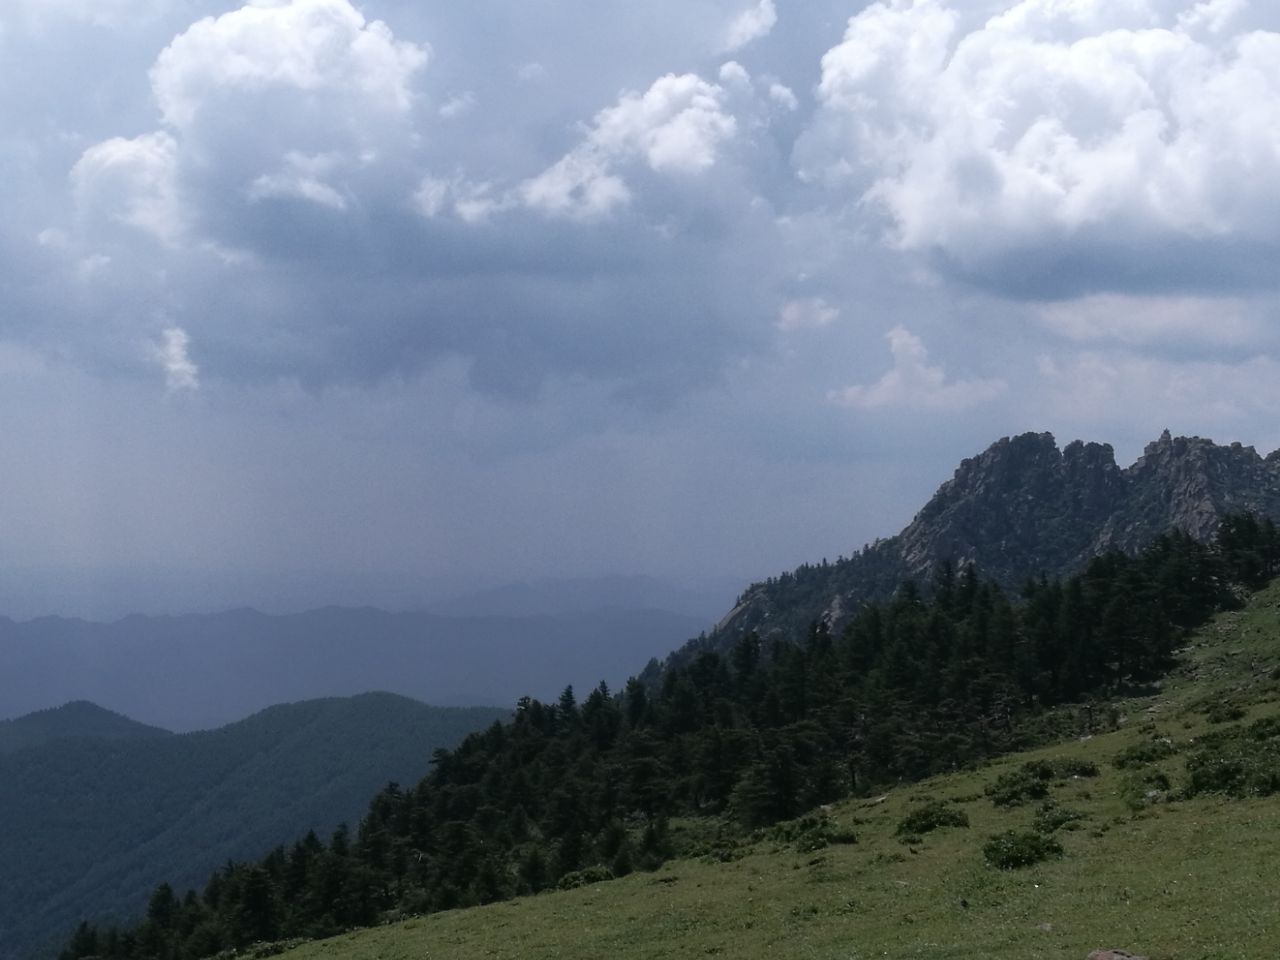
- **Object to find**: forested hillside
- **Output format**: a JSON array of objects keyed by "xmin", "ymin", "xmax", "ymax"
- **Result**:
[
  {"xmin": 233, "ymin": 576, "xmax": 1280, "ymax": 960},
  {"xmin": 3, "ymin": 695, "xmax": 507, "ymax": 960},
  {"xmin": 59, "ymin": 515, "xmax": 1280, "ymax": 960},
  {"xmin": 0, "ymin": 701, "xmax": 170, "ymax": 754}
]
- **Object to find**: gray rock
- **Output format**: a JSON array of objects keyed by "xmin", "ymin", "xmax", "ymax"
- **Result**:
[
  {"xmin": 1087, "ymin": 951, "xmax": 1149, "ymax": 960},
  {"xmin": 705, "ymin": 429, "xmax": 1280, "ymax": 648}
]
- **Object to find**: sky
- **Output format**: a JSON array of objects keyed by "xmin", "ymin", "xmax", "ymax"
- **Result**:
[{"xmin": 3, "ymin": 0, "xmax": 1280, "ymax": 618}]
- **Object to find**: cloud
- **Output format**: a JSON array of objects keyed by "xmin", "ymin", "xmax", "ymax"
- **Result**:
[
  {"xmin": 411, "ymin": 173, "xmax": 505, "ymax": 222},
  {"xmin": 778, "ymin": 297, "xmax": 839, "ymax": 331},
  {"xmin": 520, "ymin": 73, "xmax": 737, "ymax": 220},
  {"xmin": 721, "ymin": 0, "xmax": 777, "ymax": 53},
  {"xmin": 801, "ymin": 0, "xmax": 1280, "ymax": 295},
  {"xmin": 767, "ymin": 82, "xmax": 798, "ymax": 110},
  {"xmin": 247, "ymin": 151, "xmax": 349, "ymax": 210},
  {"xmin": 6, "ymin": 0, "xmax": 171, "ymax": 28},
  {"xmin": 1036, "ymin": 293, "xmax": 1262, "ymax": 345},
  {"xmin": 1036, "ymin": 348, "xmax": 1280, "ymax": 430},
  {"xmin": 71, "ymin": 132, "xmax": 184, "ymax": 243},
  {"xmin": 151, "ymin": 327, "xmax": 199, "ymax": 391},
  {"xmin": 150, "ymin": 0, "xmax": 428, "ymax": 129},
  {"xmin": 71, "ymin": 0, "xmax": 429, "ymax": 248},
  {"xmin": 439, "ymin": 91, "xmax": 477, "ymax": 119},
  {"xmin": 829, "ymin": 326, "xmax": 1005, "ymax": 410},
  {"xmin": 517, "ymin": 62, "xmax": 546, "ymax": 83}
]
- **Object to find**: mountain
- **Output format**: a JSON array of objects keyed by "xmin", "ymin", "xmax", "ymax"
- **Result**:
[
  {"xmin": 0, "ymin": 694, "xmax": 507, "ymax": 960},
  {"xmin": 0, "ymin": 606, "xmax": 708, "ymax": 731},
  {"xmin": 0, "ymin": 701, "xmax": 170, "ymax": 754},
  {"xmin": 214, "ymin": 578, "xmax": 1280, "ymax": 960},
  {"xmin": 58, "ymin": 504, "xmax": 1280, "ymax": 960},
  {"xmin": 705, "ymin": 430, "xmax": 1280, "ymax": 649},
  {"xmin": 426, "ymin": 574, "xmax": 741, "ymax": 621}
]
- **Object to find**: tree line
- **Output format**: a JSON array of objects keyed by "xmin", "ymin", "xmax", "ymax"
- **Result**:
[{"xmin": 60, "ymin": 514, "xmax": 1280, "ymax": 960}]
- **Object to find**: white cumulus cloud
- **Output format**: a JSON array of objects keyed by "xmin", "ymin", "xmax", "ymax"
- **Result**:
[
  {"xmin": 803, "ymin": 0, "xmax": 1280, "ymax": 290},
  {"xmin": 72, "ymin": 0, "xmax": 430, "ymax": 246},
  {"xmin": 829, "ymin": 326, "xmax": 1005, "ymax": 410},
  {"xmin": 520, "ymin": 73, "xmax": 737, "ymax": 220},
  {"xmin": 721, "ymin": 0, "xmax": 778, "ymax": 53},
  {"xmin": 71, "ymin": 132, "xmax": 185, "ymax": 244},
  {"xmin": 150, "ymin": 0, "xmax": 428, "ymax": 129}
]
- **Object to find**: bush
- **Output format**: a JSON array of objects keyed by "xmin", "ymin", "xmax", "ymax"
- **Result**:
[
  {"xmin": 1119, "ymin": 769, "xmax": 1170, "ymax": 812},
  {"xmin": 1184, "ymin": 717, "xmax": 1280, "ymax": 799},
  {"xmin": 1046, "ymin": 758, "xmax": 1100, "ymax": 778},
  {"xmin": 557, "ymin": 865, "xmax": 613, "ymax": 890},
  {"xmin": 1031, "ymin": 802, "xmax": 1087, "ymax": 834},
  {"xmin": 983, "ymin": 830, "xmax": 1064, "ymax": 869},
  {"xmin": 895, "ymin": 801, "xmax": 970, "ymax": 836},
  {"xmin": 763, "ymin": 814, "xmax": 857, "ymax": 853},
  {"xmin": 1206, "ymin": 702, "xmax": 1246, "ymax": 725},
  {"xmin": 1112, "ymin": 739, "xmax": 1176, "ymax": 769},
  {"xmin": 987, "ymin": 768, "xmax": 1050, "ymax": 807},
  {"xmin": 987, "ymin": 759, "xmax": 1099, "ymax": 807}
]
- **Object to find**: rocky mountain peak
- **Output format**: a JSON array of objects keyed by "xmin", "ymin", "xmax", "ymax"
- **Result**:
[{"xmin": 699, "ymin": 430, "xmax": 1280, "ymax": 651}]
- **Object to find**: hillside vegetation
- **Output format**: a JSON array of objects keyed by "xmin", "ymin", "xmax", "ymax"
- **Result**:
[
  {"xmin": 4, "ymin": 695, "xmax": 507, "ymax": 960},
  {"xmin": 190, "ymin": 576, "xmax": 1280, "ymax": 960},
  {"xmin": 0, "ymin": 701, "xmax": 170, "ymax": 754},
  {"xmin": 59, "ymin": 515, "xmax": 1280, "ymax": 960}
]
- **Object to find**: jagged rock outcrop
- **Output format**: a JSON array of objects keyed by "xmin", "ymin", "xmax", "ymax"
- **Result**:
[{"xmin": 703, "ymin": 430, "xmax": 1280, "ymax": 651}]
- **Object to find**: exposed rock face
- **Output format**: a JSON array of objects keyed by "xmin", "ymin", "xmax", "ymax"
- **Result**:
[
  {"xmin": 1087, "ymin": 951, "xmax": 1148, "ymax": 960},
  {"xmin": 707, "ymin": 430, "xmax": 1280, "ymax": 649}
]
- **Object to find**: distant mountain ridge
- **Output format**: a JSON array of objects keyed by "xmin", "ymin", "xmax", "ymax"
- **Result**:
[
  {"xmin": 0, "ymin": 694, "xmax": 506, "ymax": 960},
  {"xmin": 705, "ymin": 430, "xmax": 1280, "ymax": 648},
  {"xmin": 0, "ymin": 605, "xmax": 708, "ymax": 731},
  {"xmin": 426, "ymin": 574, "xmax": 739, "ymax": 621},
  {"xmin": 0, "ymin": 701, "xmax": 170, "ymax": 754}
]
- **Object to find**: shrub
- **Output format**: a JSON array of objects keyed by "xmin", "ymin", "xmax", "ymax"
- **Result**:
[
  {"xmin": 987, "ymin": 767, "xmax": 1050, "ymax": 807},
  {"xmin": 1112, "ymin": 738, "xmax": 1176, "ymax": 769},
  {"xmin": 1032, "ymin": 802, "xmax": 1087, "ymax": 834},
  {"xmin": 1184, "ymin": 717, "xmax": 1280, "ymax": 799},
  {"xmin": 764, "ymin": 814, "xmax": 857, "ymax": 853},
  {"xmin": 895, "ymin": 801, "xmax": 970, "ymax": 836},
  {"xmin": 1206, "ymin": 701, "xmax": 1246, "ymax": 724},
  {"xmin": 1046, "ymin": 758, "xmax": 1100, "ymax": 778},
  {"xmin": 557, "ymin": 865, "xmax": 613, "ymax": 890},
  {"xmin": 1185, "ymin": 745, "xmax": 1280, "ymax": 799},
  {"xmin": 987, "ymin": 759, "xmax": 1099, "ymax": 807},
  {"xmin": 983, "ymin": 830, "xmax": 1064, "ymax": 869}
]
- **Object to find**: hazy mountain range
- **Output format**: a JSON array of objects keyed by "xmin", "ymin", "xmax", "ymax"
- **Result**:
[
  {"xmin": 0, "ymin": 575, "xmax": 736, "ymax": 731},
  {"xmin": 0, "ymin": 695, "xmax": 506, "ymax": 960}
]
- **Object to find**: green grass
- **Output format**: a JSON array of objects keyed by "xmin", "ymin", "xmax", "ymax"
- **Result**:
[{"xmin": 268, "ymin": 585, "xmax": 1280, "ymax": 960}]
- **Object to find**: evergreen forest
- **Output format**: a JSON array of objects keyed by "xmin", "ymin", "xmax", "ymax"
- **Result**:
[{"xmin": 58, "ymin": 514, "xmax": 1280, "ymax": 960}]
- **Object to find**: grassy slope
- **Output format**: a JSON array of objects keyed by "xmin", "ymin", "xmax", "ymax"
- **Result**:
[{"xmin": 277, "ymin": 585, "xmax": 1280, "ymax": 960}]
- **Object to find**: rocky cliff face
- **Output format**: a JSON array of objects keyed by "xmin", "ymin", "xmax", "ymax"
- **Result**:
[{"xmin": 705, "ymin": 431, "xmax": 1280, "ymax": 650}]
